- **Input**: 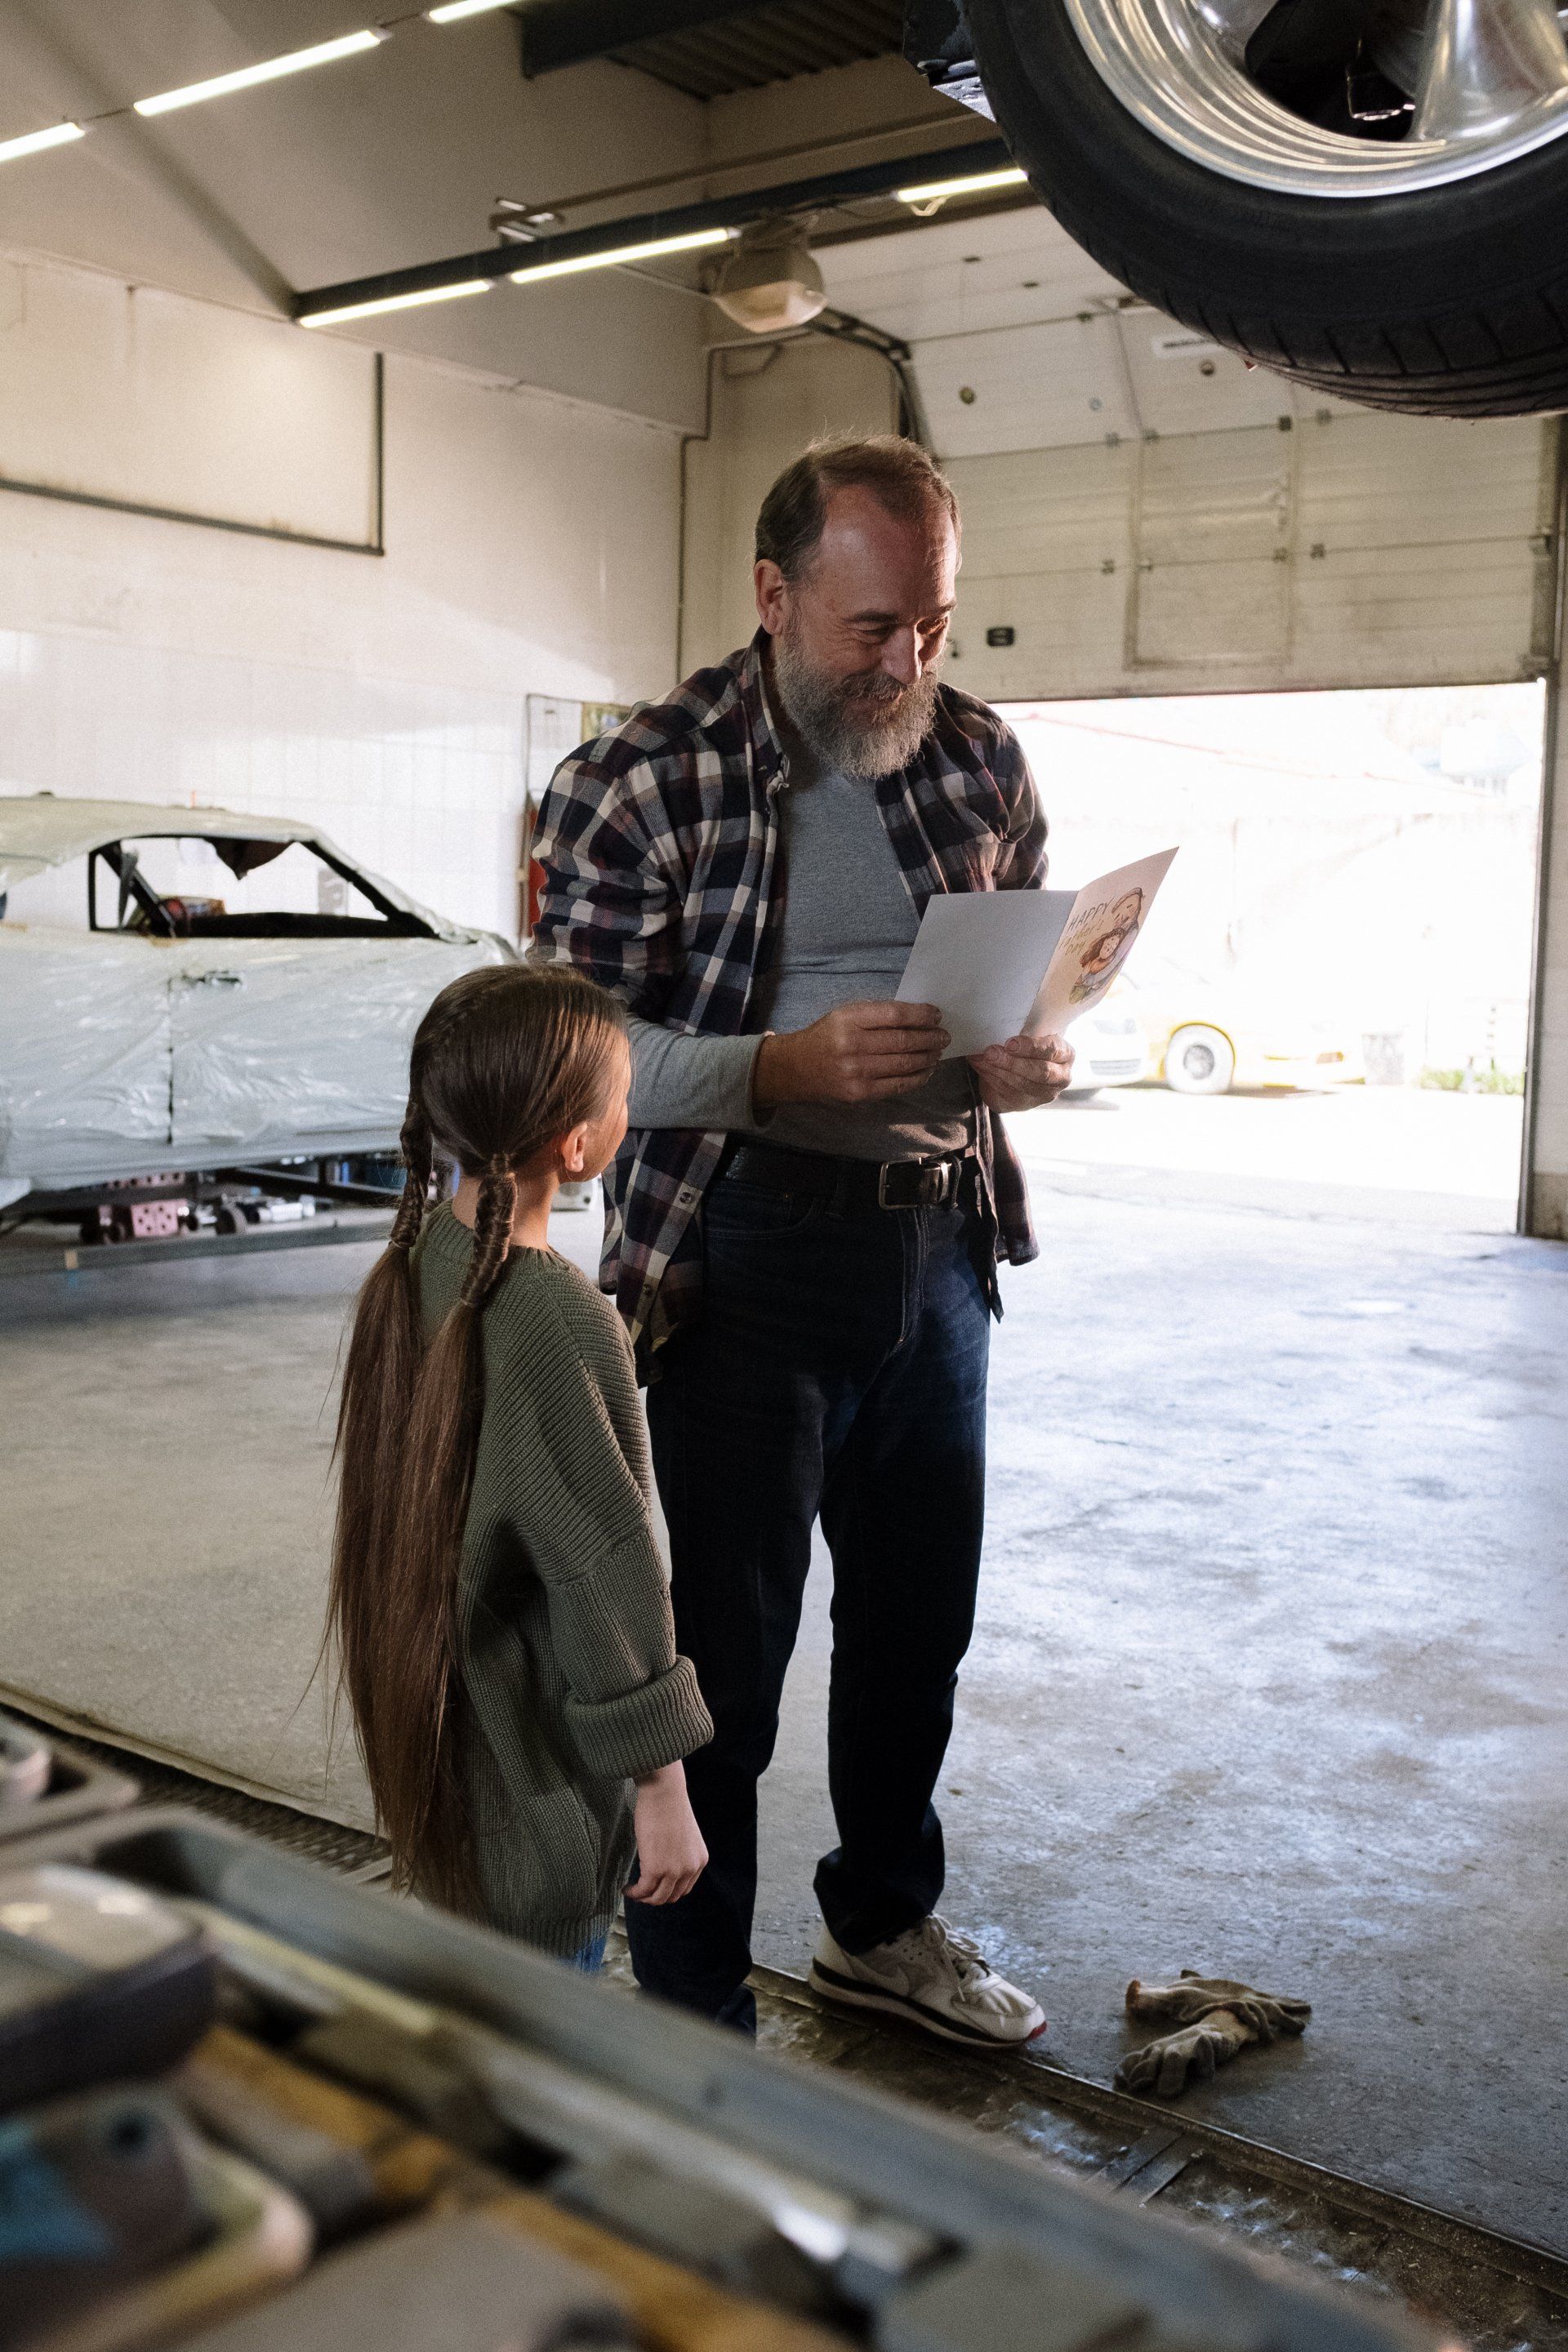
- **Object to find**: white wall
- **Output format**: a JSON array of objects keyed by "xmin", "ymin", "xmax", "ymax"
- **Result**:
[
  {"xmin": 680, "ymin": 335, "xmax": 898, "ymax": 674},
  {"xmin": 0, "ymin": 256, "xmax": 681, "ymax": 941}
]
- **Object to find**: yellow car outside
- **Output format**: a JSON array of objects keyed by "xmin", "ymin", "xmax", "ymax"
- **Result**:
[{"xmin": 1138, "ymin": 997, "xmax": 1364, "ymax": 1097}]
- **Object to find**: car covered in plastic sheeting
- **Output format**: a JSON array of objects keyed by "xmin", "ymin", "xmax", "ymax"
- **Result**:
[{"xmin": 0, "ymin": 794, "xmax": 515, "ymax": 1207}]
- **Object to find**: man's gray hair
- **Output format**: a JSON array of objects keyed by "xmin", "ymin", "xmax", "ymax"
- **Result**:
[{"xmin": 755, "ymin": 435, "xmax": 960, "ymax": 583}]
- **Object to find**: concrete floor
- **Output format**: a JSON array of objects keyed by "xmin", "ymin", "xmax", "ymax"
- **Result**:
[
  {"xmin": 1019, "ymin": 1082, "xmax": 1526, "ymax": 1228},
  {"xmin": 4, "ymin": 1161, "xmax": 1566, "ymax": 2252}
]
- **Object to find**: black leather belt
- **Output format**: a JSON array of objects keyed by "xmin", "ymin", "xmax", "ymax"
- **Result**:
[{"xmin": 721, "ymin": 1139, "xmax": 974, "ymax": 1214}]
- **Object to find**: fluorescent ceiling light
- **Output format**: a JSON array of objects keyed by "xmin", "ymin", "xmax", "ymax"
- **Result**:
[
  {"xmin": 134, "ymin": 29, "xmax": 385, "ymax": 118},
  {"xmin": 510, "ymin": 226, "xmax": 731, "ymax": 285},
  {"xmin": 428, "ymin": 0, "xmax": 514, "ymax": 20},
  {"xmin": 0, "ymin": 121, "xmax": 86, "ymax": 165},
  {"xmin": 301, "ymin": 279, "xmax": 492, "ymax": 328},
  {"xmin": 895, "ymin": 165, "xmax": 1027, "ymax": 204}
]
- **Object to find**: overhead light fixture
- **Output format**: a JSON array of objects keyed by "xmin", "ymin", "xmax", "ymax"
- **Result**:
[
  {"xmin": 301, "ymin": 278, "xmax": 492, "ymax": 328},
  {"xmin": 490, "ymin": 197, "xmax": 565, "ymax": 243},
  {"xmin": 428, "ymin": 0, "xmax": 515, "ymax": 19},
  {"xmin": 510, "ymin": 226, "xmax": 731, "ymax": 285},
  {"xmin": 895, "ymin": 164, "xmax": 1027, "ymax": 206},
  {"xmin": 0, "ymin": 121, "xmax": 86, "ymax": 166},
  {"xmin": 710, "ymin": 217, "xmax": 826, "ymax": 335},
  {"xmin": 134, "ymin": 28, "xmax": 386, "ymax": 118}
]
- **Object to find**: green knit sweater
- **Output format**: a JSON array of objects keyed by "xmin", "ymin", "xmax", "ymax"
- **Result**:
[{"xmin": 412, "ymin": 1205, "xmax": 711, "ymax": 1957}]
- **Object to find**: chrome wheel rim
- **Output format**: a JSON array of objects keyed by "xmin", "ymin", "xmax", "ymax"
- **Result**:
[{"xmin": 1061, "ymin": 0, "xmax": 1568, "ymax": 195}]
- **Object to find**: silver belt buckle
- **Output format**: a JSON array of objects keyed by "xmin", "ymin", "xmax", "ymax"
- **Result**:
[{"xmin": 878, "ymin": 1159, "xmax": 957, "ymax": 1209}]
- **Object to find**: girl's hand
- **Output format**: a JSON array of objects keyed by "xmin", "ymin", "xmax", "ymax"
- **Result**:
[{"xmin": 626, "ymin": 1762, "xmax": 707, "ymax": 1905}]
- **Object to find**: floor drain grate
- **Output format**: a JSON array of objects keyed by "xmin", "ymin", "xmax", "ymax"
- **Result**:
[{"xmin": 2, "ymin": 1705, "xmax": 387, "ymax": 1875}]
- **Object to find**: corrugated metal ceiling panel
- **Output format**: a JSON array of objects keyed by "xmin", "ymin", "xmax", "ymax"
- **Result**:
[{"xmin": 617, "ymin": 0, "xmax": 902, "ymax": 96}]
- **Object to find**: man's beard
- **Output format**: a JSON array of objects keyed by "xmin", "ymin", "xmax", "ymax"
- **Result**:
[{"xmin": 772, "ymin": 626, "xmax": 941, "ymax": 781}]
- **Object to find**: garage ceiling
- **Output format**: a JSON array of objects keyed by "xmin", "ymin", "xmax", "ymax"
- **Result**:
[
  {"xmin": 0, "ymin": 0, "xmax": 720, "ymax": 421},
  {"xmin": 604, "ymin": 2, "xmax": 903, "ymax": 98},
  {"xmin": 0, "ymin": 0, "xmax": 987, "ymax": 424}
]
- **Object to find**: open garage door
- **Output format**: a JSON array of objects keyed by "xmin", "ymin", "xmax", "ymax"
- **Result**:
[{"xmin": 998, "ymin": 681, "xmax": 1545, "ymax": 1232}]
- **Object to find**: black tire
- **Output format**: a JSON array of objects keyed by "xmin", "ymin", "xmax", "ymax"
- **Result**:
[{"xmin": 967, "ymin": 0, "xmax": 1568, "ymax": 416}]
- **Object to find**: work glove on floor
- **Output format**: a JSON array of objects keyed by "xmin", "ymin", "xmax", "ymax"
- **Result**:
[{"xmin": 1114, "ymin": 1970, "xmax": 1311, "ymax": 2098}]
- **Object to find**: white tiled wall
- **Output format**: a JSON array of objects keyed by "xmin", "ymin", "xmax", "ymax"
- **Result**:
[{"xmin": 0, "ymin": 266, "xmax": 682, "ymax": 941}]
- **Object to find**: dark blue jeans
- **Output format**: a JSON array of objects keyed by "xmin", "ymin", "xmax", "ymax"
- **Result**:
[{"xmin": 627, "ymin": 1165, "xmax": 991, "ymax": 2034}]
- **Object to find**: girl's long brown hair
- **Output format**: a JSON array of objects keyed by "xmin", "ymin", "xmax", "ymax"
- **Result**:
[{"xmin": 327, "ymin": 962, "xmax": 627, "ymax": 1909}]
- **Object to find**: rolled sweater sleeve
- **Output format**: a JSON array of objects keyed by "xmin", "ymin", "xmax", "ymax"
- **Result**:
[
  {"xmin": 483, "ymin": 1280, "xmax": 712, "ymax": 1782},
  {"xmin": 627, "ymin": 1013, "xmax": 765, "ymax": 1131}
]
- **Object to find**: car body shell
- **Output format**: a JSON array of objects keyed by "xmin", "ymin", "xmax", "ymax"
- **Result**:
[{"xmin": 0, "ymin": 795, "xmax": 514, "ymax": 1207}]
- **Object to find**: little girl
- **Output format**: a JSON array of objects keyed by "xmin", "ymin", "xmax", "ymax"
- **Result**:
[{"xmin": 329, "ymin": 963, "xmax": 711, "ymax": 1969}]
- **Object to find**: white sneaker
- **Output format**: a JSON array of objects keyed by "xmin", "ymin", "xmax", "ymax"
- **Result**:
[{"xmin": 809, "ymin": 1917, "xmax": 1046, "ymax": 2051}]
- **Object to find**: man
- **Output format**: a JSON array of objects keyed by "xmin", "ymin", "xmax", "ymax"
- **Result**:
[{"xmin": 532, "ymin": 435, "xmax": 1073, "ymax": 2042}]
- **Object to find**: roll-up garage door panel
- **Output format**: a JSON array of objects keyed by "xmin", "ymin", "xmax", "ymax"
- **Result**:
[
  {"xmin": 1119, "ymin": 324, "xmax": 1298, "ymax": 439},
  {"xmin": 945, "ymin": 411, "xmax": 1554, "ymax": 698},
  {"xmin": 949, "ymin": 566, "xmax": 1130, "ymax": 702},
  {"xmin": 1136, "ymin": 559, "xmax": 1290, "ymax": 668},
  {"xmin": 1294, "ymin": 548, "xmax": 1544, "ymax": 685},
  {"xmin": 1298, "ymin": 411, "xmax": 1547, "ymax": 550},
  {"xmin": 953, "ymin": 440, "xmax": 1135, "ymax": 579},
  {"xmin": 1294, "ymin": 412, "xmax": 1552, "ymax": 686},
  {"xmin": 1136, "ymin": 428, "xmax": 1291, "ymax": 564},
  {"xmin": 921, "ymin": 314, "xmax": 1137, "ymax": 458}
]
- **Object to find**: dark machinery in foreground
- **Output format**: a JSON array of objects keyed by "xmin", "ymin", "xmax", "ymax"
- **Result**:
[{"xmin": 0, "ymin": 1713, "xmax": 1446, "ymax": 2352}]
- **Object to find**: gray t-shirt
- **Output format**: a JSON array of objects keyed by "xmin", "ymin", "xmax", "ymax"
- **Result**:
[{"xmin": 628, "ymin": 757, "xmax": 974, "ymax": 1162}]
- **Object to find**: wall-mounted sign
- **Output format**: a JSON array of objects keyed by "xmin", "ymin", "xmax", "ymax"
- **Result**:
[{"xmin": 986, "ymin": 625, "xmax": 1016, "ymax": 647}]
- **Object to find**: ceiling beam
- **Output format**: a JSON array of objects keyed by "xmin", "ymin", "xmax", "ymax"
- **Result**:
[{"xmin": 292, "ymin": 133, "xmax": 1014, "ymax": 323}]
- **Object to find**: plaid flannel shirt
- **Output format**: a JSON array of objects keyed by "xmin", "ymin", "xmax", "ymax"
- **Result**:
[{"xmin": 530, "ymin": 631, "xmax": 1048, "ymax": 1362}]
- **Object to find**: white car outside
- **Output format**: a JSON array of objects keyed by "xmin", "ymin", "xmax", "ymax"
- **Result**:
[
  {"xmin": 0, "ymin": 795, "xmax": 514, "ymax": 1208},
  {"xmin": 1064, "ymin": 982, "xmax": 1148, "ymax": 1095}
]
